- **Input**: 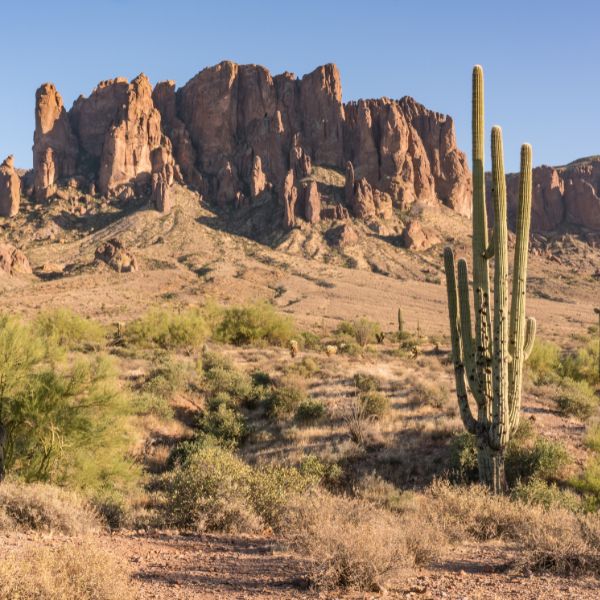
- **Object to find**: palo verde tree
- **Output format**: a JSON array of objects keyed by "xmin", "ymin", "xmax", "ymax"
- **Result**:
[{"xmin": 443, "ymin": 65, "xmax": 536, "ymax": 493}]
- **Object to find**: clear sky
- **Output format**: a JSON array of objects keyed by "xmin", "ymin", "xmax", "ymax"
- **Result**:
[{"xmin": 1, "ymin": 0, "xmax": 599, "ymax": 172}]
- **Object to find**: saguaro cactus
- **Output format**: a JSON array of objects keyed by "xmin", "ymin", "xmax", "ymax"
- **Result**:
[{"xmin": 443, "ymin": 65, "xmax": 536, "ymax": 493}]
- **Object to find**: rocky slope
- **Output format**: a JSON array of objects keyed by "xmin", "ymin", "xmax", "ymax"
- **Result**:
[{"xmin": 26, "ymin": 61, "xmax": 471, "ymax": 233}]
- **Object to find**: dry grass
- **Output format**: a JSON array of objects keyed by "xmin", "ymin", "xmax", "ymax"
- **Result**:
[
  {"xmin": 0, "ymin": 481, "xmax": 100, "ymax": 535},
  {"xmin": 0, "ymin": 539, "xmax": 133, "ymax": 599},
  {"xmin": 282, "ymin": 489, "xmax": 445, "ymax": 591}
]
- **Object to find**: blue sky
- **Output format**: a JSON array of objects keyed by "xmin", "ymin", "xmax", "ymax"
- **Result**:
[{"xmin": 1, "ymin": 0, "xmax": 599, "ymax": 171}]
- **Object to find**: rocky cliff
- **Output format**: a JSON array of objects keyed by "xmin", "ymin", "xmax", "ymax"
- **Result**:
[
  {"xmin": 492, "ymin": 156, "xmax": 600, "ymax": 234},
  {"xmin": 30, "ymin": 61, "xmax": 471, "ymax": 227}
]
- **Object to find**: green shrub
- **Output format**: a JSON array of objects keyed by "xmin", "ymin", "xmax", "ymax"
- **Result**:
[
  {"xmin": 34, "ymin": 308, "xmax": 106, "ymax": 351},
  {"xmin": 197, "ymin": 403, "xmax": 247, "ymax": 448},
  {"xmin": 527, "ymin": 340, "xmax": 561, "ymax": 384},
  {"xmin": 216, "ymin": 302, "xmax": 296, "ymax": 346},
  {"xmin": 571, "ymin": 457, "xmax": 600, "ymax": 509},
  {"xmin": 511, "ymin": 478, "xmax": 582, "ymax": 511},
  {"xmin": 165, "ymin": 443, "xmax": 318, "ymax": 532},
  {"xmin": 296, "ymin": 399, "xmax": 327, "ymax": 423},
  {"xmin": 561, "ymin": 341, "xmax": 599, "ymax": 386},
  {"xmin": 124, "ymin": 307, "xmax": 209, "ymax": 350},
  {"xmin": 301, "ymin": 331, "xmax": 322, "ymax": 351},
  {"xmin": 353, "ymin": 372, "xmax": 380, "ymax": 392},
  {"xmin": 336, "ymin": 318, "xmax": 381, "ymax": 347},
  {"xmin": 359, "ymin": 391, "xmax": 390, "ymax": 419},
  {"xmin": 265, "ymin": 378, "xmax": 308, "ymax": 420},
  {"xmin": 133, "ymin": 391, "xmax": 173, "ymax": 419},
  {"xmin": 554, "ymin": 378, "xmax": 598, "ymax": 419},
  {"xmin": 450, "ymin": 425, "xmax": 569, "ymax": 486},
  {"xmin": 142, "ymin": 353, "xmax": 190, "ymax": 399},
  {"xmin": 584, "ymin": 421, "xmax": 600, "ymax": 452},
  {"xmin": 412, "ymin": 381, "xmax": 449, "ymax": 409}
]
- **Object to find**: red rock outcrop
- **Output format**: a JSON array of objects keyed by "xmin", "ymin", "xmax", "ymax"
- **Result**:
[
  {"xmin": 0, "ymin": 156, "xmax": 21, "ymax": 217},
  {"xmin": 34, "ymin": 74, "xmax": 175, "ymax": 205},
  {"xmin": 303, "ymin": 180, "xmax": 321, "ymax": 224},
  {"xmin": 250, "ymin": 155, "xmax": 267, "ymax": 198},
  {"xmin": 32, "ymin": 61, "xmax": 472, "ymax": 225},
  {"xmin": 401, "ymin": 220, "xmax": 441, "ymax": 250},
  {"xmin": 33, "ymin": 84, "xmax": 78, "ymax": 200},
  {"xmin": 282, "ymin": 170, "xmax": 298, "ymax": 229},
  {"xmin": 0, "ymin": 243, "xmax": 31, "ymax": 275},
  {"xmin": 502, "ymin": 157, "xmax": 600, "ymax": 233},
  {"xmin": 95, "ymin": 239, "xmax": 138, "ymax": 272}
]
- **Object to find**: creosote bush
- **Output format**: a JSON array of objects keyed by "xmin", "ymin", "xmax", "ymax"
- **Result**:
[
  {"xmin": 554, "ymin": 377, "xmax": 598, "ymax": 419},
  {"xmin": 336, "ymin": 318, "xmax": 381, "ymax": 348},
  {"xmin": 123, "ymin": 307, "xmax": 209, "ymax": 351},
  {"xmin": 215, "ymin": 301, "xmax": 296, "ymax": 346},
  {"xmin": 359, "ymin": 390, "xmax": 390, "ymax": 419},
  {"xmin": 34, "ymin": 308, "xmax": 106, "ymax": 351}
]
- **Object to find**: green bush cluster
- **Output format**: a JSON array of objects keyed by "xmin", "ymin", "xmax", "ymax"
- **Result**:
[
  {"xmin": 335, "ymin": 318, "xmax": 381, "ymax": 348},
  {"xmin": 34, "ymin": 308, "xmax": 106, "ymax": 351},
  {"xmin": 124, "ymin": 307, "xmax": 209, "ymax": 351},
  {"xmin": 450, "ymin": 422, "xmax": 569, "ymax": 487},
  {"xmin": 165, "ymin": 441, "xmax": 326, "ymax": 532}
]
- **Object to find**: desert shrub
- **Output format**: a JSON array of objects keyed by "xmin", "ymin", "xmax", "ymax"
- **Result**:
[
  {"xmin": 264, "ymin": 377, "xmax": 308, "ymax": 420},
  {"xmin": 250, "ymin": 369, "xmax": 273, "ymax": 387},
  {"xmin": 449, "ymin": 425, "xmax": 569, "ymax": 486},
  {"xmin": 353, "ymin": 473, "xmax": 416, "ymax": 513},
  {"xmin": 411, "ymin": 380, "xmax": 450, "ymax": 409},
  {"xmin": 561, "ymin": 340, "xmax": 599, "ymax": 386},
  {"xmin": 527, "ymin": 339, "xmax": 561, "ymax": 384},
  {"xmin": 584, "ymin": 421, "xmax": 600, "ymax": 452},
  {"xmin": 554, "ymin": 377, "xmax": 598, "ymax": 419},
  {"xmin": 298, "ymin": 455, "xmax": 343, "ymax": 489},
  {"xmin": 511, "ymin": 478, "xmax": 582, "ymax": 511},
  {"xmin": 353, "ymin": 372, "xmax": 380, "ymax": 392},
  {"xmin": 203, "ymin": 364, "xmax": 254, "ymax": 406},
  {"xmin": 34, "ymin": 308, "xmax": 106, "ymax": 350},
  {"xmin": 0, "ymin": 481, "xmax": 99, "ymax": 534},
  {"xmin": 571, "ymin": 457, "xmax": 600, "ymax": 509},
  {"xmin": 123, "ymin": 307, "xmax": 209, "ymax": 350},
  {"xmin": 0, "ymin": 540, "xmax": 133, "ymax": 600},
  {"xmin": 296, "ymin": 399, "xmax": 327, "ymax": 423},
  {"xmin": 197, "ymin": 403, "xmax": 248, "ymax": 448},
  {"xmin": 166, "ymin": 443, "xmax": 259, "ymax": 532},
  {"xmin": 216, "ymin": 301, "xmax": 296, "ymax": 346},
  {"xmin": 282, "ymin": 490, "xmax": 443, "ymax": 591},
  {"xmin": 426, "ymin": 481, "xmax": 600, "ymax": 575},
  {"xmin": 141, "ymin": 353, "xmax": 191, "ymax": 399},
  {"xmin": 301, "ymin": 331, "xmax": 322, "ymax": 351},
  {"xmin": 512, "ymin": 509, "xmax": 600, "ymax": 575},
  {"xmin": 133, "ymin": 391, "xmax": 173, "ymax": 419},
  {"xmin": 165, "ymin": 442, "xmax": 319, "ymax": 532},
  {"xmin": 336, "ymin": 318, "xmax": 381, "ymax": 347},
  {"xmin": 359, "ymin": 391, "xmax": 390, "ymax": 419}
]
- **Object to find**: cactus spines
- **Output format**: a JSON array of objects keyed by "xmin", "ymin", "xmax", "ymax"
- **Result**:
[{"xmin": 443, "ymin": 66, "xmax": 536, "ymax": 493}]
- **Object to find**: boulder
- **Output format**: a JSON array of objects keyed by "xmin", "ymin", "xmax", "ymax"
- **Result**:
[
  {"xmin": 0, "ymin": 243, "xmax": 31, "ymax": 275},
  {"xmin": 326, "ymin": 223, "xmax": 358, "ymax": 247},
  {"xmin": 401, "ymin": 220, "xmax": 441, "ymax": 250},
  {"xmin": 95, "ymin": 239, "xmax": 138, "ymax": 272},
  {"xmin": 0, "ymin": 156, "xmax": 21, "ymax": 217}
]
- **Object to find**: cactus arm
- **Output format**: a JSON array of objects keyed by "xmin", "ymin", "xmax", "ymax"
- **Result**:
[
  {"xmin": 523, "ymin": 317, "xmax": 536, "ymax": 360},
  {"xmin": 489, "ymin": 126, "xmax": 510, "ymax": 451},
  {"xmin": 508, "ymin": 144, "xmax": 534, "ymax": 431},
  {"xmin": 444, "ymin": 247, "xmax": 477, "ymax": 434},
  {"xmin": 471, "ymin": 65, "xmax": 493, "ymax": 417}
]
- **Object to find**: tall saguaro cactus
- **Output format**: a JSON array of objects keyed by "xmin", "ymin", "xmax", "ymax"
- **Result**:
[{"xmin": 443, "ymin": 65, "xmax": 536, "ymax": 493}]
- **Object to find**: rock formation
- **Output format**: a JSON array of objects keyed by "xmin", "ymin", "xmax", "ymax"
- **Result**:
[
  {"xmin": 0, "ymin": 156, "xmax": 21, "ymax": 217},
  {"xmin": 95, "ymin": 239, "xmax": 138, "ymax": 272},
  {"xmin": 499, "ymin": 156, "xmax": 600, "ymax": 233},
  {"xmin": 0, "ymin": 243, "xmax": 31, "ymax": 275},
  {"xmin": 282, "ymin": 170, "xmax": 298, "ymax": 229},
  {"xmin": 303, "ymin": 180, "xmax": 321, "ymax": 224},
  {"xmin": 32, "ymin": 61, "xmax": 472, "ymax": 226},
  {"xmin": 401, "ymin": 220, "xmax": 441, "ymax": 250}
]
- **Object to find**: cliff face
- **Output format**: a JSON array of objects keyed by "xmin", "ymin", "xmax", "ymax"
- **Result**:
[
  {"xmin": 498, "ymin": 157, "xmax": 600, "ymax": 233},
  {"xmin": 31, "ymin": 61, "xmax": 471, "ymax": 223}
]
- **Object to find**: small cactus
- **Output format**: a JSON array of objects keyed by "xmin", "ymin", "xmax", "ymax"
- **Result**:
[
  {"xmin": 397, "ymin": 308, "xmax": 403, "ymax": 335},
  {"xmin": 289, "ymin": 339, "xmax": 299, "ymax": 358},
  {"xmin": 443, "ymin": 65, "xmax": 536, "ymax": 493}
]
